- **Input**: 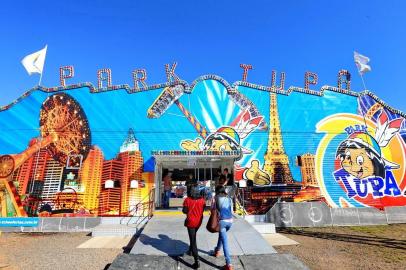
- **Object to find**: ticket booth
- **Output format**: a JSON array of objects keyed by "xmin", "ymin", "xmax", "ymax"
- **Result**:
[{"xmin": 152, "ymin": 150, "xmax": 240, "ymax": 208}]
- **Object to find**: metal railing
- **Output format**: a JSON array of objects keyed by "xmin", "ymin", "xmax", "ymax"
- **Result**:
[
  {"xmin": 234, "ymin": 187, "xmax": 248, "ymax": 218},
  {"xmin": 121, "ymin": 188, "xmax": 155, "ymax": 226}
]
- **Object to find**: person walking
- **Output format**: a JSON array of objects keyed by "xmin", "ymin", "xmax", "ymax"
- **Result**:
[
  {"xmin": 162, "ymin": 172, "xmax": 172, "ymax": 208},
  {"xmin": 212, "ymin": 186, "xmax": 234, "ymax": 270},
  {"xmin": 186, "ymin": 173, "xmax": 198, "ymax": 197},
  {"xmin": 223, "ymin": 168, "xmax": 235, "ymax": 198},
  {"xmin": 223, "ymin": 168, "xmax": 234, "ymax": 186},
  {"xmin": 218, "ymin": 174, "xmax": 227, "ymax": 186},
  {"xmin": 214, "ymin": 169, "xmax": 222, "ymax": 186},
  {"xmin": 182, "ymin": 184, "xmax": 206, "ymax": 269}
]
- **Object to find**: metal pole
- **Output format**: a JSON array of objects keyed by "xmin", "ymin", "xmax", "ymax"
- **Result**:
[
  {"xmin": 210, "ymin": 163, "xmax": 213, "ymax": 188},
  {"xmin": 242, "ymin": 188, "xmax": 245, "ymax": 217},
  {"xmin": 359, "ymin": 73, "xmax": 367, "ymax": 90},
  {"xmin": 204, "ymin": 163, "xmax": 206, "ymax": 180},
  {"xmin": 38, "ymin": 72, "xmax": 43, "ymax": 86},
  {"xmin": 358, "ymin": 72, "xmax": 372, "ymax": 150},
  {"xmin": 38, "ymin": 45, "xmax": 47, "ymax": 86}
]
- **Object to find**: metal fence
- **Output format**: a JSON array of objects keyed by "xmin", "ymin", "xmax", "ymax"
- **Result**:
[
  {"xmin": 267, "ymin": 202, "xmax": 406, "ymax": 227},
  {"xmin": 3, "ymin": 202, "xmax": 406, "ymax": 232}
]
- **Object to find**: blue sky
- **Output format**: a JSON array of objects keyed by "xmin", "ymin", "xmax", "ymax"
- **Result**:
[{"xmin": 1, "ymin": 1, "xmax": 406, "ymax": 112}]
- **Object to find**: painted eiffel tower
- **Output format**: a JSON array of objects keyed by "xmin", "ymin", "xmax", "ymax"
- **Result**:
[{"xmin": 263, "ymin": 93, "xmax": 294, "ymax": 184}]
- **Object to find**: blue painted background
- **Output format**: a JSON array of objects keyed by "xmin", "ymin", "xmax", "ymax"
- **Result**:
[{"xmin": 0, "ymin": 78, "xmax": 359, "ymax": 180}]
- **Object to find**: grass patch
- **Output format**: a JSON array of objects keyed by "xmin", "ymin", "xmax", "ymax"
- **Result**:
[
  {"xmin": 381, "ymin": 247, "xmax": 406, "ymax": 263},
  {"xmin": 348, "ymin": 225, "xmax": 388, "ymax": 235}
]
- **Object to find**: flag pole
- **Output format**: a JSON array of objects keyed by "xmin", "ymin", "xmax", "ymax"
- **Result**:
[
  {"xmin": 354, "ymin": 50, "xmax": 374, "ymax": 151},
  {"xmin": 357, "ymin": 70, "xmax": 372, "ymax": 150},
  {"xmin": 359, "ymin": 72, "xmax": 367, "ymax": 91},
  {"xmin": 38, "ymin": 44, "xmax": 47, "ymax": 87},
  {"xmin": 38, "ymin": 71, "xmax": 43, "ymax": 87}
]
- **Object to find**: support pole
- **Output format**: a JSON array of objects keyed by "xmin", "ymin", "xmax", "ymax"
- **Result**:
[{"xmin": 357, "ymin": 72, "xmax": 372, "ymax": 149}]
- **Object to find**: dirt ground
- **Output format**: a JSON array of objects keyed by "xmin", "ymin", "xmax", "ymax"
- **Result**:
[
  {"xmin": 1, "ymin": 225, "xmax": 405, "ymax": 270},
  {"xmin": 275, "ymin": 224, "xmax": 406, "ymax": 270},
  {"xmin": 0, "ymin": 232, "xmax": 122, "ymax": 270}
]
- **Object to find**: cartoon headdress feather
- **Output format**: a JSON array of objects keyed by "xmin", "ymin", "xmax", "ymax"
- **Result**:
[
  {"xmin": 374, "ymin": 109, "xmax": 403, "ymax": 169},
  {"xmin": 204, "ymin": 110, "xmax": 263, "ymax": 154},
  {"xmin": 231, "ymin": 110, "xmax": 264, "ymax": 140},
  {"xmin": 375, "ymin": 109, "xmax": 403, "ymax": 147}
]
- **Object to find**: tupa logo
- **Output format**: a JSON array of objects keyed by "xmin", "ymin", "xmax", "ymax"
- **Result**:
[{"xmin": 315, "ymin": 110, "xmax": 406, "ymax": 209}]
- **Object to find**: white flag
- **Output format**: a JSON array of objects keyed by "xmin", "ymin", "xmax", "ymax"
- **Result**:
[
  {"xmin": 354, "ymin": 51, "xmax": 371, "ymax": 75},
  {"xmin": 21, "ymin": 45, "xmax": 47, "ymax": 75}
]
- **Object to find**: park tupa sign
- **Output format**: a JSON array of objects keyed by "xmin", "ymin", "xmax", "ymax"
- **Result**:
[{"xmin": 56, "ymin": 62, "xmax": 353, "ymax": 93}]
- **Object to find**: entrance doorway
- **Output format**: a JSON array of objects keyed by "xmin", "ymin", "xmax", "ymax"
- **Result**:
[
  {"xmin": 161, "ymin": 168, "xmax": 220, "ymax": 207},
  {"xmin": 153, "ymin": 152, "xmax": 239, "ymax": 208}
]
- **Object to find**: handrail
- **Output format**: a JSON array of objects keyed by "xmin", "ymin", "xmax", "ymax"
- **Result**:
[
  {"xmin": 121, "ymin": 188, "xmax": 155, "ymax": 226},
  {"xmin": 234, "ymin": 187, "xmax": 248, "ymax": 218},
  {"xmin": 127, "ymin": 188, "xmax": 154, "ymax": 214}
]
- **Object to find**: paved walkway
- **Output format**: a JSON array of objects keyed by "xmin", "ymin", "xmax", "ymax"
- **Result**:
[
  {"xmin": 263, "ymin": 233, "xmax": 300, "ymax": 246},
  {"xmin": 108, "ymin": 213, "xmax": 308, "ymax": 269},
  {"xmin": 130, "ymin": 215, "xmax": 276, "ymax": 256},
  {"xmin": 77, "ymin": 236, "xmax": 133, "ymax": 249},
  {"xmin": 109, "ymin": 254, "xmax": 309, "ymax": 270}
]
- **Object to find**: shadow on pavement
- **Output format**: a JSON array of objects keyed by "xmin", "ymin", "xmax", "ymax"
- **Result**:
[
  {"xmin": 139, "ymin": 233, "xmax": 189, "ymax": 255},
  {"xmin": 133, "ymin": 233, "xmax": 223, "ymax": 269}
]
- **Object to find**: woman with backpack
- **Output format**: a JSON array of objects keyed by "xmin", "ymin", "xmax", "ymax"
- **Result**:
[
  {"xmin": 182, "ymin": 184, "xmax": 206, "ymax": 269},
  {"xmin": 212, "ymin": 185, "xmax": 234, "ymax": 270}
]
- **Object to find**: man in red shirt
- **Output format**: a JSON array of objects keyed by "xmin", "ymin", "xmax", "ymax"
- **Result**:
[{"xmin": 183, "ymin": 185, "xmax": 205, "ymax": 269}]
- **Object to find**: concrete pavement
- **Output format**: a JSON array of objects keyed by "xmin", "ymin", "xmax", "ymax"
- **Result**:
[
  {"xmin": 108, "ymin": 213, "xmax": 308, "ymax": 269},
  {"xmin": 109, "ymin": 253, "xmax": 309, "ymax": 270},
  {"xmin": 130, "ymin": 215, "xmax": 276, "ymax": 256}
]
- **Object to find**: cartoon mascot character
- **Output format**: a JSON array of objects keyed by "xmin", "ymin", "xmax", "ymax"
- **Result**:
[
  {"xmin": 181, "ymin": 110, "xmax": 271, "ymax": 186},
  {"xmin": 336, "ymin": 109, "xmax": 402, "ymax": 179}
]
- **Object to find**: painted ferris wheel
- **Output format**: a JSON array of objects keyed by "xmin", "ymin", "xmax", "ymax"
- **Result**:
[
  {"xmin": 39, "ymin": 92, "xmax": 91, "ymax": 166},
  {"xmin": 0, "ymin": 92, "xmax": 91, "ymax": 216}
]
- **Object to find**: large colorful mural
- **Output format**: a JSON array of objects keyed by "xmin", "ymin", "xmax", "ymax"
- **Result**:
[{"xmin": 0, "ymin": 69, "xmax": 405, "ymax": 217}]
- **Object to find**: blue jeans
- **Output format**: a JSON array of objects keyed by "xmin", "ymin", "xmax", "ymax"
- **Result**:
[
  {"xmin": 163, "ymin": 190, "xmax": 171, "ymax": 208},
  {"xmin": 216, "ymin": 220, "xmax": 232, "ymax": 265}
]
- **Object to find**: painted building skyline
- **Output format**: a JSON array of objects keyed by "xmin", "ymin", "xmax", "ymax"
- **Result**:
[
  {"xmin": 41, "ymin": 158, "xmax": 64, "ymax": 205},
  {"xmin": 298, "ymin": 153, "xmax": 317, "ymax": 187},
  {"xmin": 2, "ymin": 128, "xmax": 146, "ymax": 216},
  {"xmin": 80, "ymin": 146, "xmax": 104, "ymax": 212},
  {"xmin": 13, "ymin": 139, "xmax": 50, "ymax": 195},
  {"xmin": 118, "ymin": 139, "xmax": 144, "ymax": 213},
  {"xmin": 99, "ymin": 159, "xmax": 124, "ymax": 215}
]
